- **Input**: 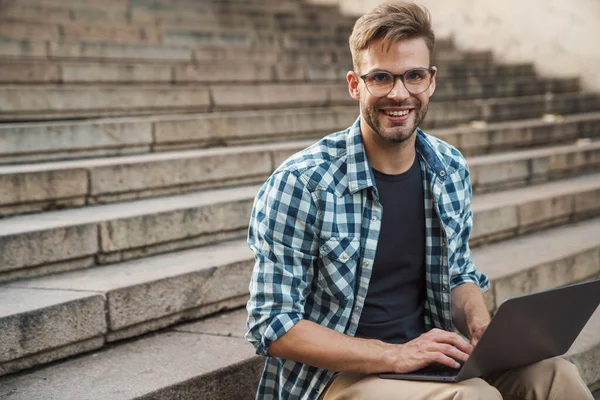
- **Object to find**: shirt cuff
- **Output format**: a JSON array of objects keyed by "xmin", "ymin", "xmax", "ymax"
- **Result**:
[{"xmin": 257, "ymin": 312, "xmax": 304, "ymax": 356}]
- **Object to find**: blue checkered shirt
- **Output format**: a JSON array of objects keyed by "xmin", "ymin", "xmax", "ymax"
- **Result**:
[{"xmin": 246, "ymin": 118, "xmax": 490, "ymax": 399}]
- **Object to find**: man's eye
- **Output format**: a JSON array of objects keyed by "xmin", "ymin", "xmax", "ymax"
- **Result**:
[
  {"xmin": 369, "ymin": 73, "xmax": 392, "ymax": 83},
  {"xmin": 406, "ymin": 70, "xmax": 426, "ymax": 81}
]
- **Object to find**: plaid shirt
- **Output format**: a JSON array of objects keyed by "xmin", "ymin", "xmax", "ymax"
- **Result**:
[{"xmin": 246, "ymin": 118, "xmax": 490, "ymax": 399}]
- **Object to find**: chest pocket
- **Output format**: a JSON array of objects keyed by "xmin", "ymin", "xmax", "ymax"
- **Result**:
[{"xmin": 317, "ymin": 236, "xmax": 360, "ymax": 303}]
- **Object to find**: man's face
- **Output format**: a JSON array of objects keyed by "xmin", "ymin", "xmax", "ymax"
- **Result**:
[{"xmin": 347, "ymin": 38, "xmax": 436, "ymax": 145}]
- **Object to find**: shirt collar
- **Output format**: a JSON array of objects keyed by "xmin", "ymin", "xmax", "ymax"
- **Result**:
[{"xmin": 345, "ymin": 117, "xmax": 451, "ymax": 194}]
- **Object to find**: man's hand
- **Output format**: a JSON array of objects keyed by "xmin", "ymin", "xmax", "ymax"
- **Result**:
[
  {"xmin": 382, "ymin": 328, "xmax": 473, "ymax": 373},
  {"xmin": 451, "ymin": 283, "xmax": 491, "ymax": 348},
  {"xmin": 469, "ymin": 323, "xmax": 489, "ymax": 347}
]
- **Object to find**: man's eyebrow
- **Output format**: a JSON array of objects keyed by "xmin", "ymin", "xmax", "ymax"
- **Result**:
[{"xmin": 362, "ymin": 68, "xmax": 392, "ymax": 75}]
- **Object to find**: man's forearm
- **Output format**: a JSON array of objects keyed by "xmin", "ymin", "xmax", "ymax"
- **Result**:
[
  {"xmin": 268, "ymin": 320, "xmax": 393, "ymax": 374},
  {"xmin": 451, "ymin": 282, "xmax": 491, "ymax": 341}
]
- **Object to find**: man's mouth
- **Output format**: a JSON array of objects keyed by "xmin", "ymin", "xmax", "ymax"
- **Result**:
[{"xmin": 383, "ymin": 109, "xmax": 411, "ymax": 117}]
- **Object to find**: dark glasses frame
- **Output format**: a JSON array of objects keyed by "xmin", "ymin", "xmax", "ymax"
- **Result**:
[{"xmin": 359, "ymin": 68, "xmax": 436, "ymax": 96}]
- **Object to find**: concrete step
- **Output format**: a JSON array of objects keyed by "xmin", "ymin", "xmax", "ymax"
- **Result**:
[
  {"xmin": 0, "ymin": 308, "xmax": 263, "ymax": 399},
  {"xmin": 1, "ymin": 172, "xmax": 600, "ymax": 283},
  {"xmin": 1, "ymin": 105, "xmax": 599, "ymax": 166},
  {"xmin": 0, "ymin": 306, "xmax": 598, "ymax": 399},
  {"xmin": 0, "ymin": 216, "xmax": 599, "ymax": 388},
  {"xmin": 0, "ymin": 76, "xmax": 583, "ymax": 121},
  {"xmin": 0, "ymin": 36, "xmax": 475, "ymax": 67},
  {"xmin": 2, "ymin": 138, "xmax": 600, "ymax": 216},
  {"xmin": 470, "ymin": 173, "xmax": 600, "ymax": 246},
  {"xmin": 0, "ymin": 19, "xmax": 161, "ymax": 46},
  {"xmin": 0, "ymin": 184, "xmax": 256, "ymax": 282},
  {"xmin": 424, "ymin": 92, "xmax": 600, "ymax": 129},
  {"xmin": 0, "ymin": 58, "xmax": 537, "ymax": 84},
  {"xmin": 0, "ymin": 240, "xmax": 254, "ymax": 376}
]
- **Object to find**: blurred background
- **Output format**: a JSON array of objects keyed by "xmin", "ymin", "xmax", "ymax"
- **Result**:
[{"xmin": 0, "ymin": 0, "xmax": 598, "ymax": 399}]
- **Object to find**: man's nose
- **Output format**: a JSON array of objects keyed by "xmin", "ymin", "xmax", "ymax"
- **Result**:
[{"xmin": 386, "ymin": 77, "xmax": 411, "ymax": 101}]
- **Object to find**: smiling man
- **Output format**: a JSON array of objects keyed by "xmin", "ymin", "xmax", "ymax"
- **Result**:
[{"xmin": 245, "ymin": 3, "xmax": 593, "ymax": 399}]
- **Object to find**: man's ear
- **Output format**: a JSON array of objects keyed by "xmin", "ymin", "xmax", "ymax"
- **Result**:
[
  {"xmin": 347, "ymin": 71, "xmax": 361, "ymax": 101},
  {"xmin": 428, "ymin": 66, "xmax": 437, "ymax": 97}
]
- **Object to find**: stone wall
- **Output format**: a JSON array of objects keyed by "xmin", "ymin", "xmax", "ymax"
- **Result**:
[{"xmin": 310, "ymin": 0, "xmax": 600, "ymax": 92}]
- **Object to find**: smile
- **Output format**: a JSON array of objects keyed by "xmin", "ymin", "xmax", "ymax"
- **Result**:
[{"xmin": 384, "ymin": 110, "xmax": 411, "ymax": 116}]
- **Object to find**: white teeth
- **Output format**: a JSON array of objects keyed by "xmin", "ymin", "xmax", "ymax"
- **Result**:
[{"xmin": 385, "ymin": 110, "xmax": 410, "ymax": 116}]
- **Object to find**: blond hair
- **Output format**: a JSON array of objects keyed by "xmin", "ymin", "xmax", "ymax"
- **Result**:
[{"xmin": 349, "ymin": 2, "xmax": 435, "ymax": 72}]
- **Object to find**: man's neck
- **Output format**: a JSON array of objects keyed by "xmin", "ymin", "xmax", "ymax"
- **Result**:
[{"xmin": 362, "ymin": 129, "xmax": 417, "ymax": 175}]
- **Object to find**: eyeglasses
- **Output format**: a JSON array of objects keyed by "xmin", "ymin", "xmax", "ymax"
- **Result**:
[{"xmin": 359, "ymin": 68, "xmax": 436, "ymax": 97}]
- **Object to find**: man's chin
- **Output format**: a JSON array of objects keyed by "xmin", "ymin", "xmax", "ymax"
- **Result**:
[{"xmin": 378, "ymin": 127, "xmax": 416, "ymax": 144}]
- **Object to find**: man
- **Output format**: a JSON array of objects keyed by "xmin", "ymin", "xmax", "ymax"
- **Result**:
[{"xmin": 245, "ymin": 2, "xmax": 593, "ymax": 399}]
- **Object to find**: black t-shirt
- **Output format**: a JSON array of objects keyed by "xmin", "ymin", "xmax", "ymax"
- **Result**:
[{"xmin": 355, "ymin": 156, "xmax": 427, "ymax": 344}]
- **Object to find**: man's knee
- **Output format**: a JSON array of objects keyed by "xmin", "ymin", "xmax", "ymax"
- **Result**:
[
  {"xmin": 453, "ymin": 378, "xmax": 503, "ymax": 400},
  {"xmin": 528, "ymin": 357, "xmax": 581, "ymax": 382}
]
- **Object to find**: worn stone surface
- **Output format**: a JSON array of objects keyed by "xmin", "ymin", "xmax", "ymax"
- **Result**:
[
  {"xmin": 0, "ymin": 225, "xmax": 98, "ymax": 273},
  {"xmin": 212, "ymin": 83, "xmax": 330, "ymax": 109},
  {"xmin": 0, "ymin": 168, "xmax": 88, "ymax": 206},
  {"xmin": 0, "ymin": 62, "xmax": 60, "ymax": 83},
  {"xmin": 88, "ymin": 148, "xmax": 272, "ymax": 196},
  {"xmin": 48, "ymin": 42, "xmax": 192, "ymax": 61},
  {"xmin": 0, "ymin": 330, "xmax": 260, "ymax": 400},
  {"xmin": 99, "ymin": 195, "xmax": 254, "ymax": 252},
  {"xmin": 472, "ymin": 173, "xmax": 600, "ymax": 241},
  {"xmin": 0, "ymin": 21, "xmax": 59, "ymax": 41},
  {"xmin": 0, "ymin": 288, "xmax": 106, "ymax": 363},
  {"xmin": 0, "ymin": 86, "xmax": 211, "ymax": 117},
  {"xmin": 61, "ymin": 63, "xmax": 172, "ymax": 83},
  {"xmin": 176, "ymin": 308, "xmax": 248, "ymax": 338},
  {"xmin": 7, "ymin": 241, "xmax": 253, "ymax": 333},
  {"xmin": 173, "ymin": 63, "xmax": 272, "ymax": 83},
  {"xmin": 0, "ymin": 119, "xmax": 152, "ymax": 159},
  {"xmin": 61, "ymin": 23, "xmax": 160, "ymax": 45},
  {"xmin": 474, "ymin": 217, "xmax": 600, "ymax": 308},
  {"xmin": 0, "ymin": 4, "xmax": 72, "ymax": 23},
  {"xmin": 566, "ymin": 307, "xmax": 600, "ymax": 386},
  {"xmin": 471, "ymin": 205, "xmax": 518, "ymax": 242},
  {"xmin": 153, "ymin": 108, "xmax": 346, "ymax": 145},
  {"xmin": 0, "ymin": 39, "xmax": 47, "ymax": 57}
]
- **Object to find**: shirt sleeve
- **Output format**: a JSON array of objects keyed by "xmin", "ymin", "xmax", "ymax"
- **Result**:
[
  {"xmin": 245, "ymin": 169, "xmax": 319, "ymax": 356},
  {"xmin": 448, "ymin": 164, "xmax": 490, "ymax": 292}
]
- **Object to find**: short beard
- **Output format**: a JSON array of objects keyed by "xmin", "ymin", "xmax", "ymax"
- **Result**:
[{"xmin": 362, "ymin": 98, "xmax": 429, "ymax": 144}]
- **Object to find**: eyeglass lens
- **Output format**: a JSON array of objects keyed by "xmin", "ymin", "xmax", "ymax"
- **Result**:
[{"xmin": 363, "ymin": 69, "xmax": 433, "ymax": 96}]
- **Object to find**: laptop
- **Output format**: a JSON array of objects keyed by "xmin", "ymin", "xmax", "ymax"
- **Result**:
[{"xmin": 379, "ymin": 278, "xmax": 600, "ymax": 383}]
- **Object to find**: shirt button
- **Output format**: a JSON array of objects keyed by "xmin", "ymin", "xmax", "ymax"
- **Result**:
[
  {"xmin": 363, "ymin": 261, "xmax": 369, "ymax": 267},
  {"xmin": 354, "ymin": 306, "xmax": 359, "ymax": 312},
  {"xmin": 439, "ymin": 171, "xmax": 446, "ymax": 177},
  {"xmin": 341, "ymin": 253, "xmax": 349, "ymax": 261},
  {"xmin": 442, "ymin": 285, "xmax": 448, "ymax": 292},
  {"xmin": 371, "ymin": 216, "xmax": 378, "ymax": 222}
]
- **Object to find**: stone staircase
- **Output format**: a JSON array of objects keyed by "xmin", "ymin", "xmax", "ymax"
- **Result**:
[{"xmin": 0, "ymin": 0, "xmax": 599, "ymax": 398}]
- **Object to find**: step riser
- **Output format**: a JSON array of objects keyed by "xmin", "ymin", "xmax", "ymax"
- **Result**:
[
  {"xmin": 2, "ymin": 111, "xmax": 599, "ymax": 165},
  {"xmin": 482, "ymin": 252, "xmax": 600, "ymax": 312},
  {"xmin": 0, "ymin": 61, "xmax": 538, "ymax": 84},
  {"xmin": 0, "ymin": 81, "xmax": 584, "ymax": 121},
  {"xmin": 424, "ymin": 93, "xmax": 600, "ymax": 129},
  {"xmin": 2, "ymin": 143, "xmax": 600, "ymax": 217},
  {"xmin": 2, "ymin": 225, "xmax": 598, "ymax": 378},
  {"xmin": 0, "ymin": 288, "xmax": 106, "ymax": 376},
  {"xmin": 456, "ymin": 118, "xmax": 600, "ymax": 157},
  {"xmin": 0, "ymin": 20, "xmax": 161, "ymax": 45},
  {"xmin": 471, "ymin": 185, "xmax": 600, "ymax": 246},
  {"xmin": 2, "ymin": 176, "xmax": 600, "ymax": 282},
  {"xmin": 0, "ymin": 199, "xmax": 253, "ymax": 282},
  {"xmin": 134, "ymin": 356, "xmax": 262, "ymax": 400}
]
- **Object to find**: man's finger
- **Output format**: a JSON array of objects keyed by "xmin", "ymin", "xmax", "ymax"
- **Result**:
[{"xmin": 431, "ymin": 331, "xmax": 474, "ymax": 355}]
